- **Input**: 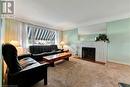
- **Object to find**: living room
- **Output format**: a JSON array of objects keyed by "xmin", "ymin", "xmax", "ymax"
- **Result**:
[{"xmin": 0, "ymin": 0, "xmax": 130, "ymax": 87}]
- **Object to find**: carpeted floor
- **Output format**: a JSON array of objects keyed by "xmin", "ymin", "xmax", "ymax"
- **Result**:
[{"xmin": 33, "ymin": 57, "xmax": 130, "ymax": 87}]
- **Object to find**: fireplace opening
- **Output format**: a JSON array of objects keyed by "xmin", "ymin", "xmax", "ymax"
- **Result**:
[{"xmin": 82, "ymin": 47, "xmax": 95, "ymax": 61}]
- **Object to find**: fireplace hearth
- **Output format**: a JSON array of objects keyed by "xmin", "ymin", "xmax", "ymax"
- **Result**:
[{"xmin": 82, "ymin": 47, "xmax": 95, "ymax": 61}]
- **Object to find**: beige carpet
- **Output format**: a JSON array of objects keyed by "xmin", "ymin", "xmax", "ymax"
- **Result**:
[{"xmin": 33, "ymin": 57, "xmax": 130, "ymax": 87}]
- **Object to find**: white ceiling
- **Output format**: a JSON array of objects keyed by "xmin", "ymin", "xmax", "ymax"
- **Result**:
[{"xmin": 15, "ymin": 0, "xmax": 130, "ymax": 31}]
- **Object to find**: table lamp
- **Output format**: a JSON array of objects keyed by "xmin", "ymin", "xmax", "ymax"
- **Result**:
[
  {"xmin": 10, "ymin": 40, "xmax": 20, "ymax": 47},
  {"xmin": 60, "ymin": 41, "xmax": 65, "ymax": 49},
  {"xmin": 10, "ymin": 40, "xmax": 25, "ymax": 55}
]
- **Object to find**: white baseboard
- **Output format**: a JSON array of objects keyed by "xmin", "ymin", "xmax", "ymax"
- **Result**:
[{"xmin": 108, "ymin": 59, "xmax": 130, "ymax": 66}]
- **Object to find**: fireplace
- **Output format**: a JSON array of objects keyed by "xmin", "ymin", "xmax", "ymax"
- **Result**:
[
  {"xmin": 82, "ymin": 47, "xmax": 95, "ymax": 61},
  {"xmin": 78, "ymin": 42, "xmax": 107, "ymax": 63}
]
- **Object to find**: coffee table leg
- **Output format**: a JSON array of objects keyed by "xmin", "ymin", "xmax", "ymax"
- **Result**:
[
  {"xmin": 65, "ymin": 57, "xmax": 69, "ymax": 61},
  {"xmin": 50, "ymin": 62, "xmax": 55, "ymax": 67}
]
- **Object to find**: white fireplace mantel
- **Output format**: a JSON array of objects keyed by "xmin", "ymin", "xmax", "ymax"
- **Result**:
[{"xmin": 77, "ymin": 41, "xmax": 107, "ymax": 63}]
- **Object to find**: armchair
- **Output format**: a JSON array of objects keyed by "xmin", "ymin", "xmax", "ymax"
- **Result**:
[{"xmin": 2, "ymin": 43, "xmax": 49, "ymax": 87}]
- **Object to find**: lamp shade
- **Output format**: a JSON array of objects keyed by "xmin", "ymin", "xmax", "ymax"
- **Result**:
[
  {"xmin": 60, "ymin": 41, "xmax": 65, "ymax": 45},
  {"xmin": 10, "ymin": 40, "xmax": 20, "ymax": 47}
]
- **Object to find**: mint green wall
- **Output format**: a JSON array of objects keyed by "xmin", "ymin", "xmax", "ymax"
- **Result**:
[
  {"xmin": 79, "ymin": 34, "xmax": 99, "ymax": 42},
  {"xmin": 107, "ymin": 18, "xmax": 130, "ymax": 65},
  {"xmin": 63, "ymin": 29, "xmax": 102, "ymax": 43},
  {"xmin": 62, "ymin": 28, "xmax": 78, "ymax": 55},
  {"xmin": 63, "ymin": 28, "xmax": 78, "ymax": 45}
]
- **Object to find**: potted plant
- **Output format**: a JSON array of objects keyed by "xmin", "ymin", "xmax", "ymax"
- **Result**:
[{"xmin": 95, "ymin": 34, "xmax": 110, "ymax": 43}]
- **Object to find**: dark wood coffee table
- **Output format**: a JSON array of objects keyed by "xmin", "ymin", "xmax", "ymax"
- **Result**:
[{"xmin": 42, "ymin": 52, "xmax": 72, "ymax": 67}]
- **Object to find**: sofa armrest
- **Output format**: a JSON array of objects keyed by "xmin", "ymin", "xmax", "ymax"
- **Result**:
[
  {"xmin": 18, "ymin": 54, "xmax": 32, "ymax": 60},
  {"xmin": 20, "ymin": 63, "xmax": 49, "ymax": 72},
  {"xmin": 55, "ymin": 49, "xmax": 63, "ymax": 52},
  {"xmin": 32, "ymin": 52, "xmax": 48, "ymax": 57},
  {"xmin": 31, "ymin": 52, "xmax": 51, "ymax": 61}
]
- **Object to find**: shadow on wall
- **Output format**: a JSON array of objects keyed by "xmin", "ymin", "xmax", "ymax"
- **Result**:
[{"xmin": 64, "ymin": 44, "xmax": 78, "ymax": 56}]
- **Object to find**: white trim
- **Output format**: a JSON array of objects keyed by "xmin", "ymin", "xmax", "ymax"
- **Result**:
[
  {"xmin": 61, "ymin": 13, "xmax": 130, "ymax": 30},
  {"xmin": 12, "ymin": 13, "xmax": 130, "ymax": 31},
  {"xmin": 78, "ymin": 13, "xmax": 130, "ymax": 27},
  {"xmin": 108, "ymin": 59, "xmax": 130, "ymax": 66}
]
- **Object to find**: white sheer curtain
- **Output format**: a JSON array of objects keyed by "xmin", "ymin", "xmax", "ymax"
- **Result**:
[
  {"xmin": 4, "ymin": 18, "xmax": 62, "ymax": 49},
  {"xmin": 4, "ymin": 19, "xmax": 28, "ymax": 48},
  {"xmin": 21, "ymin": 23, "xmax": 28, "ymax": 48},
  {"xmin": 55, "ymin": 30, "xmax": 62, "ymax": 48},
  {"xmin": 5, "ymin": 19, "xmax": 22, "ymax": 43}
]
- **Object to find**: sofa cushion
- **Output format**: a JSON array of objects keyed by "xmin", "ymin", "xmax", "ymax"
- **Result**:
[
  {"xmin": 29, "ymin": 45, "xmax": 42, "ymax": 54},
  {"xmin": 29, "ymin": 45, "xmax": 60, "ymax": 54},
  {"xmin": 50, "ymin": 45, "xmax": 58, "ymax": 51},
  {"xmin": 42, "ymin": 45, "xmax": 52, "ymax": 52}
]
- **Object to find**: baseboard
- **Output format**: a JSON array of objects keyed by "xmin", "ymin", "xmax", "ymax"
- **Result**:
[
  {"xmin": 95, "ymin": 61, "xmax": 106, "ymax": 65},
  {"xmin": 107, "ymin": 59, "xmax": 130, "ymax": 66}
]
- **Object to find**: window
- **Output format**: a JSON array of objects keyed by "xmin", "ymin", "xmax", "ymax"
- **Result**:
[{"xmin": 27, "ymin": 25, "xmax": 56, "ymax": 45}]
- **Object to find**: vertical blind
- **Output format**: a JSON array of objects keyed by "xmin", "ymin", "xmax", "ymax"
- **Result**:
[{"xmin": 27, "ymin": 25, "xmax": 56, "ymax": 44}]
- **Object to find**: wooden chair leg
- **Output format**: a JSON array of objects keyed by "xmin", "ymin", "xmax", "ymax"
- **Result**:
[{"xmin": 44, "ymin": 67, "xmax": 47, "ymax": 85}]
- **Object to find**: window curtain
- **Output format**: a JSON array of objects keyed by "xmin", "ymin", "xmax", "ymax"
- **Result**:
[
  {"xmin": 55, "ymin": 30, "xmax": 62, "ymax": 48},
  {"xmin": 4, "ymin": 19, "xmax": 28, "ymax": 48},
  {"xmin": 4, "ymin": 18, "xmax": 62, "ymax": 48}
]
